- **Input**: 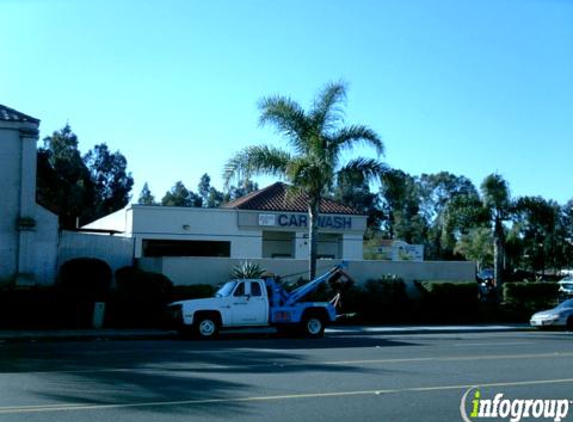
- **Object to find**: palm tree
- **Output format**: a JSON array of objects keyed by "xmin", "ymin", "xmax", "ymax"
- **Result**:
[
  {"xmin": 480, "ymin": 173, "xmax": 512, "ymax": 300},
  {"xmin": 224, "ymin": 81, "xmax": 385, "ymax": 279}
]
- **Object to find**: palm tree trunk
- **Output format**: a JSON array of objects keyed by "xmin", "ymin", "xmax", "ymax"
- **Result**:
[
  {"xmin": 308, "ymin": 198, "xmax": 320, "ymax": 280},
  {"xmin": 493, "ymin": 218, "xmax": 505, "ymax": 302}
]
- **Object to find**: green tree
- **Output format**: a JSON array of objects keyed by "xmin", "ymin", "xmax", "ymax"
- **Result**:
[
  {"xmin": 83, "ymin": 143, "xmax": 134, "ymax": 222},
  {"xmin": 161, "ymin": 181, "xmax": 202, "ymax": 207},
  {"xmin": 454, "ymin": 227, "xmax": 493, "ymax": 270},
  {"xmin": 418, "ymin": 172, "xmax": 480, "ymax": 259},
  {"xmin": 379, "ymin": 169, "xmax": 425, "ymax": 243},
  {"xmin": 224, "ymin": 81, "xmax": 385, "ymax": 278},
  {"xmin": 198, "ymin": 173, "xmax": 226, "ymax": 208},
  {"xmin": 37, "ymin": 124, "xmax": 133, "ymax": 228},
  {"xmin": 480, "ymin": 173, "xmax": 512, "ymax": 297},
  {"xmin": 512, "ymin": 196, "xmax": 562, "ymax": 275},
  {"xmin": 333, "ymin": 167, "xmax": 383, "ymax": 233},
  {"xmin": 224, "ymin": 179, "xmax": 259, "ymax": 203},
  {"xmin": 138, "ymin": 182, "xmax": 157, "ymax": 205}
]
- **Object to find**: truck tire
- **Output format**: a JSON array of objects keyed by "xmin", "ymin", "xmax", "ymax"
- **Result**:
[
  {"xmin": 194, "ymin": 314, "xmax": 220, "ymax": 339},
  {"xmin": 301, "ymin": 314, "xmax": 325, "ymax": 339}
]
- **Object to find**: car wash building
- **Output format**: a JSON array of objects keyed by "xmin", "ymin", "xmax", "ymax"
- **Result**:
[{"xmin": 84, "ymin": 182, "xmax": 367, "ymax": 261}]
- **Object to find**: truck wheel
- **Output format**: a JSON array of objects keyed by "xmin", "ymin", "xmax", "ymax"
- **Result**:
[
  {"xmin": 194, "ymin": 316, "xmax": 219, "ymax": 339},
  {"xmin": 301, "ymin": 315, "xmax": 325, "ymax": 339}
]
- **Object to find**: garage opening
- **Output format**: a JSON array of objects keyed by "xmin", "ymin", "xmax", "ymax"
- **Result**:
[{"xmin": 142, "ymin": 240, "xmax": 231, "ymax": 257}]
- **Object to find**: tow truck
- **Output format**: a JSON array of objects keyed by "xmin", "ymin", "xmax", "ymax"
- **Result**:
[{"xmin": 167, "ymin": 264, "xmax": 352, "ymax": 339}]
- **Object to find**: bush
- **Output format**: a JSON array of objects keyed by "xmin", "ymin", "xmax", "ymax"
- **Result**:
[
  {"xmin": 417, "ymin": 281, "xmax": 480, "ymax": 323},
  {"xmin": 108, "ymin": 266, "xmax": 174, "ymax": 328},
  {"xmin": 57, "ymin": 258, "xmax": 112, "ymax": 301},
  {"xmin": 501, "ymin": 282, "xmax": 560, "ymax": 321},
  {"xmin": 0, "ymin": 286, "xmax": 62, "ymax": 329},
  {"xmin": 342, "ymin": 276, "xmax": 411, "ymax": 324}
]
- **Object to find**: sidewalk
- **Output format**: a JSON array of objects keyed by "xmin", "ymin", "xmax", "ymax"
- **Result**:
[{"xmin": 0, "ymin": 324, "xmax": 530, "ymax": 342}]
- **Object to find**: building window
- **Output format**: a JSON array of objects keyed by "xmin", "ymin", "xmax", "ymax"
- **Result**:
[
  {"xmin": 142, "ymin": 240, "xmax": 231, "ymax": 257},
  {"xmin": 262, "ymin": 231, "xmax": 294, "ymax": 258}
]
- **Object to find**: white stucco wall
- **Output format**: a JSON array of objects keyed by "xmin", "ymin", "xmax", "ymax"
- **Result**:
[
  {"xmin": 0, "ymin": 118, "xmax": 59, "ymax": 285},
  {"xmin": 137, "ymin": 257, "xmax": 477, "ymax": 287},
  {"xmin": 0, "ymin": 122, "xmax": 21, "ymax": 282}
]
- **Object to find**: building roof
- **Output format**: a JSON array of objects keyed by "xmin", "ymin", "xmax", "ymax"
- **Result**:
[
  {"xmin": 223, "ymin": 182, "xmax": 363, "ymax": 215},
  {"xmin": 0, "ymin": 104, "xmax": 40, "ymax": 124}
]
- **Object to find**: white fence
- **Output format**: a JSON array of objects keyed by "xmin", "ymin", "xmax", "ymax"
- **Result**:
[{"xmin": 58, "ymin": 231, "xmax": 135, "ymax": 274}]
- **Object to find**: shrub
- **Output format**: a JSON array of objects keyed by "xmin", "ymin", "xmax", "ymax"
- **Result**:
[
  {"xmin": 501, "ymin": 282, "xmax": 560, "ymax": 321},
  {"xmin": 418, "ymin": 281, "xmax": 480, "ymax": 323},
  {"xmin": 108, "ymin": 266, "xmax": 174, "ymax": 328},
  {"xmin": 342, "ymin": 276, "xmax": 411, "ymax": 323},
  {"xmin": 57, "ymin": 258, "xmax": 112, "ymax": 301},
  {"xmin": 0, "ymin": 286, "xmax": 61, "ymax": 329}
]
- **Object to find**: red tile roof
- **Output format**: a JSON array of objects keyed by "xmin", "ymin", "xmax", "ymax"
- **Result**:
[
  {"xmin": 0, "ymin": 104, "xmax": 39, "ymax": 124},
  {"xmin": 223, "ymin": 182, "xmax": 363, "ymax": 215}
]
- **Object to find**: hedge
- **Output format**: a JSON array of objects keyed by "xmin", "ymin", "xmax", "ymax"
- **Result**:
[
  {"xmin": 417, "ymin": 281, "xmax": 480, "ymax": 323},
  {"xmin": 107, "ymin": 266, "xmax": 174, "ymax": 328},
  {"xmin": 501, "ymin": 282, "xmax": 560, "ymax": 321}
]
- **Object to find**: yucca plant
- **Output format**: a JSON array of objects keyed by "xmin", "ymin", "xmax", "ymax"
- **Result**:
[{"xmin": 231, "ymin": 262, "xmax": 266, "ymax": 279}]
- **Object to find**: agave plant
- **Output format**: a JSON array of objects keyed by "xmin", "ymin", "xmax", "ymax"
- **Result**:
[{"xmin": 231, "ymin": 262, "xmax": 266, "ymax": 279}]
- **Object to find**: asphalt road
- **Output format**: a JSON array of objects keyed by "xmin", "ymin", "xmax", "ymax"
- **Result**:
[{"xmin": 0, "ymin": 330, "xmax": 571, "ymax": 422}]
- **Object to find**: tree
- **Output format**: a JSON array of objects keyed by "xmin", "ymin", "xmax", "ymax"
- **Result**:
[
  {"xmin": 379, "ymin": 169, "xmax": 425, "ymax": 243},
  {"xmin": 480, "ymin": 173, "xmax": 512, "ymax": 298},
  {"xmin": 418, "ymin": 172, "xmax": 480, "ymax": 259},
  {"xmin": 37, "ymin": 124, "xmax": 93, "ymax": 228},
  {"xmin": 198, "ymin": 173, "xmax": 226, "ymax": 208},
  {"xmin": 161, "ymin": 181, "xmax": 202, "ymax": 207},
  {"xmin": 224, "ymin": 81, "xmax": 385, "ymax": 278},
  {"xmin": 138, "ymin": 182, "xmax": 157, "ymax": 205},
  {"xmin": 83, "ymin": 143, "xmax": 134, "ymax": 222},
  {"xmin": 224, "ymin": 179, "xmax": 259, "ymax": 203},
  {"xmin": 454, "ymin": 227, "xmax": 493, "ymax": 270},
  {"xmin": 37, "ymin": 124, "xmax": 133, "ymax": 228},
  {"xmin": 333, "ymin": 168, "xmax": 382, "ymax": 233},
  {"xmin": 512, "ymin": 196, "xmax": 562, "ymax": 275}
]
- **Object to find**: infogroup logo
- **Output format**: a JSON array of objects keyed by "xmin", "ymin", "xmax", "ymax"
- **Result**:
[{"xmin": 460, "ymin": 387, "xmax": 571, "ymax": 422}]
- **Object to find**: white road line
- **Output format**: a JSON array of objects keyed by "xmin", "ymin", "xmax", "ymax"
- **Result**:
[{"xmin": 1, "ymin": 378, "xmax": 573, "ymax": 414}]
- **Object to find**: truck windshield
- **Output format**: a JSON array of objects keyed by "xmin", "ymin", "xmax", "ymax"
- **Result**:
[{"xmin": 215, "ymin": 281, "xmax": 237, "ymax": 298}]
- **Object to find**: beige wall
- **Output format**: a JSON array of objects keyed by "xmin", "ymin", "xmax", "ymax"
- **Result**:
[{"xmin": 137, "ymin": 257, "xmax": 476, "ymax": 287}]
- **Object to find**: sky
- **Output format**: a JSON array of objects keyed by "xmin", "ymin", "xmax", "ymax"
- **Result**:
[{"xmin": 2, "ymin": 0, "xmax": 572, "ymax": 205}]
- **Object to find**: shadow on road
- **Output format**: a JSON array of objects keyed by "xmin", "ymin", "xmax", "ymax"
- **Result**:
[{"xmin": 0, "ymin": 335, "xmax": 418, "ymax": 416}]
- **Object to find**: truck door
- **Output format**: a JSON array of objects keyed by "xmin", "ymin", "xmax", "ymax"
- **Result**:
[{"xmin": 230, "ymin": 280, "xmax": 268, "ymax": 326}]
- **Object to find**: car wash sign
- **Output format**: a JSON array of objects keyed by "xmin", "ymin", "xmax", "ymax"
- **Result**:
[{"xmin": 258, "ymin": 213, "xmax": 353, "ymax": 230}]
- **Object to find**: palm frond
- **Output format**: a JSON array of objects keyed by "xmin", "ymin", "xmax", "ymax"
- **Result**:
[
  {"xmin": 223, "ymin": 145, "xmax": 291, "ymax": 187},
  {"xmin": 310, "ymin": 81, "xmax": 348, "ymax": 135},
  {"xmin": 330, "ymin": 125, "xmax": 384, "ymax": 156},
  {"xmin": 258, "ymin": 96, "xmax": 310, "ymax": 154},
  {"xmin": 337, "ymin": 158, "xmax": 388, "ymax": 184}
]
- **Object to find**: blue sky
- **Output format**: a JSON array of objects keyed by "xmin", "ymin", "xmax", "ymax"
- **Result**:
[{"xmin": 2, "ymin": 0, "xmax": 572, "ymax": 204}]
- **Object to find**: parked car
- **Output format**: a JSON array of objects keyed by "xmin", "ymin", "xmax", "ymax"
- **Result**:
[
  {"xmin": 530, "ymin": 299, "xmax": 573, "ymax": 330},
  {"xmin": 558, "ymin": 275, "xmax": 573, "ymax": 297}
]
